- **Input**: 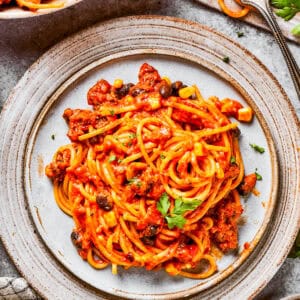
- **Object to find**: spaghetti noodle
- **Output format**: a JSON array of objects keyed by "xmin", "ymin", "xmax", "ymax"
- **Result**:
[
  {"xmin": 45, "ymin": 63, "xmax": 255, "ymax": 279},
  {"xmin": 0, "ymin": 0, "xmax": 63, "ymax": 10},
  {"xmin": 218, "ymin": 0, "xmax": 251, "ymax": 18}
]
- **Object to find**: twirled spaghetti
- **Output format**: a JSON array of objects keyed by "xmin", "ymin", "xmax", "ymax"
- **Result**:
[{"xmin": 45, "ymin": 63, "xmax": 255, "ymax": 279}]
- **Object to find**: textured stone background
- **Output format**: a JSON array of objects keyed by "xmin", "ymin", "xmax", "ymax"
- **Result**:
[{"xmin": 0, "ymin": 0, "xmax": 299, "ymax": 299}]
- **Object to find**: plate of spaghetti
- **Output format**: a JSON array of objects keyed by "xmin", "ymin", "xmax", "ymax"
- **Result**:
[
  {"xmin": 0, "ymin": 16, "xmax": 299, "ymax": 300},
  {"xmin": 0, "ymin": 0, "xmax": 81, "ymax": 19}
]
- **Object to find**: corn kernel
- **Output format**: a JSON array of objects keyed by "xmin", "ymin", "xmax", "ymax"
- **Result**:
[
  {"xmin": 237, "ymin": 107, "xmax": 253, "ymax": 122},
  {"xmin": 113, "ymin": 79, "xmax": 123, "ymax": 89},
  {"xmin": 112, "ymin": 264, "xmax": 118, "ymax": 275},
  {"xmin": 162, "ymin": 76, "xmax": 172, "ymax": 86},
  {"xmin": 103, "ymin": 210, "xmax": 117, "ymax": 228},
  {"xmin": 165, "ymin": 263, "xmax": 180, "ymax": 276},
  {"xmin": 148, "ymin": 96, "xmax": 161, "ymax": 110},
  {"xmin": 179, "ymin": 86, "xmax": 196, "ymax": 99},
  {"xmin": 215, "ymin": 162, "xmax": 224, "ymax": 179}
]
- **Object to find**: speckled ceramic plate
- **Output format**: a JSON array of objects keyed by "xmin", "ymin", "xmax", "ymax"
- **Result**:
[
  {"xmin": 0, "ymin": 16, "xmax": 299, "ymax": 300},
  {"xmin": 0, "ymin": 0, "xmax": 82, "ymax": 19}
]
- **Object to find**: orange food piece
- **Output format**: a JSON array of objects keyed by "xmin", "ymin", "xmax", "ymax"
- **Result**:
[{"xmin": 218, "ymin": 0, "xmax": 250, "ymax": 18}]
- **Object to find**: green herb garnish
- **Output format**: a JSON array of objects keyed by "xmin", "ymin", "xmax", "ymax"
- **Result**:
[
  {"xmin": 291, "ymin": 24, "xmax": 300, "ymax": 35},
  {"xmin": 51, "ymin": 134, "xmax": 55, "ymax": 140},
  {"xmin": 166, "ymin": 215, "xmax": 186, "ymax": 229},
  {"xmin": 237, "ymin": 31, "xmax": 244, "ymax": 37},
  {"xmin": 157, "ymin": 193, "xmax": 170, "ymax": 216},
  {"xmin": 160, "ymin": 154, "xmax": 166, "ymax": 160},
  {"xmin": 157, "ymin": 194, "xmax": 202, "ymax": 229},
  {"xmin": 230, "ymin": 156, "xmax": 236, "ymax": 164},
  {"xmin": 255, "ymin": 172, "xmax": 263, "ymax": 180},
  {"xmin": 108, "ymin": 155, "xmax": 116, "ymax": 163},
  {"xmin": 127, "ymin": 177, "xmax": 142, "ymax": 188},
  {"xmin": 109, "ymin": 110, "xmax": 115, "ymax": 116},
  {"xmin": 250, "ymin": 143, "xmax": 265, "ymax": 153},
  {"xmin": 271, "ymin": 0, "xmax": 300, "ymax": 21}
]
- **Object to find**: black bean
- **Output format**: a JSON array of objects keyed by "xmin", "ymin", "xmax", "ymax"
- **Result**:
[
  {"xmin": 130, "ymin": 87, "xmax": 146, "ymax": 97},
  {"xmin": 70, "ymin": 231, "xmax": 82, "ymax": 249},
  {"xmin": 140, "ymin": 236, "xmax": 155, "ymax": 246},
  {"xmin": 89, "ymin": 136, "xmax": 98, "ymax": 144},
  {"xmin": 159, "ymin": 83, "xmax": 172, "ymax": 98},
  {"xmin": 96, "ymin": 194, "xmax": 113, "ymax": 211},
  {"xmin": 126, "ymin": 252, "xmax": 134, "ymax": 262},
  {"xmin": 171, "ymin": 81, "xmax": 185, "ymax": 96},
  {"xmin": 231, "ymin": 127, "xmax": 241, "ymax": 138},
  {"xmin": 147, "ymin": 225, "xmax": 158, "ymax": 237},
  {"xmin": 115, "ymin": 83, "xmax": 134, "ymax": 99}
]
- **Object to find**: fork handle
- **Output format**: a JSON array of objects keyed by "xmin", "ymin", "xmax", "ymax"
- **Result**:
[{"xmin": 245, "ymin": 0, "xmax": 300, "ymax": 98}]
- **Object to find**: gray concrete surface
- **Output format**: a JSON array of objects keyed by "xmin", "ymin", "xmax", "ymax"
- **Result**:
[{"xmin": 0, "ymin": 0, "xmax": 299, "ymax": 299}]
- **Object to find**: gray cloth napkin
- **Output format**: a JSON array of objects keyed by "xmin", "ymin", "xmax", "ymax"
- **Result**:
[{"xmin": 0, "ymin": 277, "xmax": 39, "ymax": 300}]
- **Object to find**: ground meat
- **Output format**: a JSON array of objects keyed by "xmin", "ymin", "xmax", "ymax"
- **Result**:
[
  {"xmin": 209, "ymin": 193, "xmax": 243, "ymax": 252},
  {"xmin": 63, "ymin": 108, "xmax": 111, "ymax": 141},
  {"xmin": 138, "ymin": 63, "xmax": 161, "ymax": 86},
  {"xmin": 45, "ymin": 148, "xmax": 71, "ymax": 182},
  {"xmin": 238, "ymin": 173, "xmax": 257, "ymax": 196}
]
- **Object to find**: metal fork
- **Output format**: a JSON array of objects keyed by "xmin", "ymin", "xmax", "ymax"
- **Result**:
[{"xmin": 240, "ymin": 0, "xmax": 300, "ymax": 98}]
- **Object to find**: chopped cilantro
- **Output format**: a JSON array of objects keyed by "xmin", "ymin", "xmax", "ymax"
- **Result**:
[
  {"xmin": 237, "ymin": 31, "xmax": 244, "ymax": 37},
  {"xmin": 156, "ymin": 194, "xmax": 202, "ymax": 229},
  {"xmin": 230, "ymin": 156, "xmax": 236, "ymax": 164},
  {"xmin": 271, "ymin": 0, "xmax": 300, "ymax": 21},
  {"xmin": 160, "ymin": 154, "xmax": 166, "ymax": 160},
  {"xmin": 157, "ymin": 193, "xmax": 170, "ymax": 217},
  {"xmin": 255, "ymin": 172, "xmax": 263, "ymax": 180},
  {"xmin": 166, "ymin": 215, "xmax": 186, "ymax": 229},
  {"xmin": 250, "ymin": 143, "xmax": 265, "ymax": 153},
  {"xmin": 172, "ymin": 197, "xmax": 202, "ymax": 215},
  {"xmin": 51, "ymin": 134, "xmax": 55, "ymax": 140},
  {"xmin": 108, "ymin": 155, "xmax": 116, "ymax": 163},
  {"xmin": 109, "ymin": 110, "xmax": 115, "ymax": 116}
]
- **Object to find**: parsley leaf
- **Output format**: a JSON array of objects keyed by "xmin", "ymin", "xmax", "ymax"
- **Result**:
[
  {"xmin": 237, "ymin": 31, "xmax": 244, "ymax": 37},
  {"xmin": 250, "ymin": 143, "xmax": 265, "ymax": 153},
  {"xmin": 109, "ymin": 110, "xmax": 115, "ymax": 116},
  {"xmin": 160, "ymin": 154, "xmax": 166, "ymax": 160},
  {"xmin": 157, "ymin": 193, "xmax": 170, "ymax": 217},
  {"xmin": 166, "ymin": 215, "xmax": 186, "ymax": 229},
  {"xmin": 127, "ymin": 177, "xmax": 142, "ymax": 188},
  {"xmin": 271, "ymin": 0, "xmax": 300, "ymax": 21},
  {"xmin": 108, "ymin": 155, "xmax": 116, "ymax": 163},
  {"xmin": 230, "ymin": 156, "xmax": 236, "ymax": 164},
  {"xmin": 172, "ymin": 197, "xmax": 202, "ymax": 215},
  {"xmin": 51, "ymin": 134, "xmax": 55, "ymax": 140},
  {"xmin": 291, "ymin": 24, "xmax": 300, "ymax": 35},
  {"xmin": 136, "ymin": 181, "xmax": 142, "ymax": 188},
  {"xmin": 255, "ymin": 172, "xmax": 263, "ymax": 180},
  {"xmin": 127, "ymin": 177, "xmax": 138, "ymax": 185},
  {"xmin": 157, "ymin": 195, "xmax": 202, "ymax": 229}
]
